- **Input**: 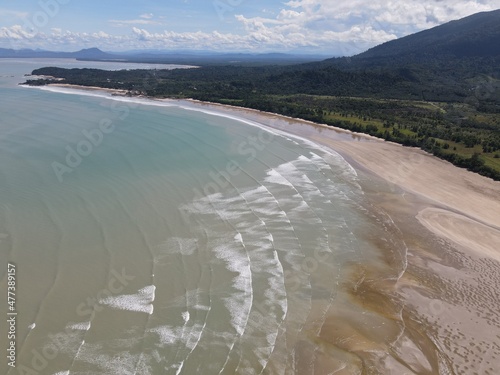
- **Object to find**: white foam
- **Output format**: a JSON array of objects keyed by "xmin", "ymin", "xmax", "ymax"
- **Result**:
[
  {"xmin": 214, "ymin": 247, "xmax": 252, "ymax": 334},
  {"xmin": 36, "ymin": 85, "xmax": 115, "ymax": 99},
  {"xmin": 61, "ymin": 340, "xmax": 141, "ymax": 374},
  {"xmin": 193, "ymin": 304, "xmax": 211, "ymax": 311},
  {"xmin": 309, "ymin": 151, "xmax": 333, "ymax": 170},
  {"xmin": 28, "ymin": 323, "xmax": 36, "ymax": 330},
  {"xmin": 277, "ymin": 160, "xmax": 315, "ymax": 187},
  {"xmin": 151, "ymin": 326, "xmax": 182, "ymax": 345},
  {"xmin": 184, "ymin": 192, "xmax": 250, "ymax": 221},
  {"xmin": 240, "ymin": 185, "xmax": 267, "ymax": 199},
  {"xmin": 213, "ymin": 243, "xmax": 250, "ymax": 278},
  {"xmin": 182, "ymin": 311, "xmax": 190, "ymax": 324},
  {"xmin": 280, "ymin": 132, "xmax": 360, "ymax": 183},
  {"xmin": 264, "ymin": 169, "xmax": 294, "ymax": 187},
  {"xmin": 175, "ymin": 361, "xmax": 185, "ymax": 375},
  {"xmin": 185, "ymin": 164, "xmax": 336, "ymax": 345},
  {"xmin": 166, "ymin": 289, "xmax": 212, "ymax": 314},
  {"xmin": 150, "ymin": 323, "xmax": 204, "ymax": 350},
  {"xmin": 193, "ymin": 183, "xmax": 292, "ymax": 337},
  {"xmin": 52, "ymin": 372, "xmax": 69, "ymax": 375},
  {"xmin": 67, "ymin": 322, "xmax": 91, "ymax": 331},
  {"xmin": 74, "ymin": 340, "xmax": 85, "ymax": 360},
  {"xmin": 100, "ymin": 285, "xmax": 156, "ymax": 315}
]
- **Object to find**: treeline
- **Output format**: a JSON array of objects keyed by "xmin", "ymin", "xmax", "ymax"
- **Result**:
[{"xmin": 28, "ymin": 62, "xmax": 500, "ymax": 110}]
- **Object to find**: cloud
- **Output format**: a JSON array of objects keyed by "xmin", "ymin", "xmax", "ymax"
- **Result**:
[
  {"xmin": 130, "ymin": 27, "xmax": 247, "ymax": 49},
  {"xmin": 109, "ymin": 13, "xmax": 161, "ymax": 27},
  {"xmin": 231, "ymin": 0, "xmax": 500, "ymax": 54},
  {"xmin": 0, "ymin": 25, "xmax": 36, "ymax": 41},
  {"xmin": 1, "ymin": 25, "xmax": 117, "ymax": 50},
  {"xmin": 109, "ymin": 19, "xmax": 163, "ymax": 27},
  {"xmin": 1, "ymin": 1, "xmax": 499, "ymax": 54},
  {"xmin": 0, "ymin": 9, "xmax": 29, "ymax": 19}
]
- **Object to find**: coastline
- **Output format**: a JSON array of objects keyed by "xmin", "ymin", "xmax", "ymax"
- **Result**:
[
  {"xmin": 29, "ymin": 83, "xmax": 500, "ymax": 373},
  {"xmin": 176, "ymin": 97, "xmax": 500, "ymax": 228},
  {"xmin": 40, "ymin": 83, "xmax": 130, "ymax": 95}
]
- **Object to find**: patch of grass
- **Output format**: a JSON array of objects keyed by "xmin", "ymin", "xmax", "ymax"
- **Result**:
[
  {"xmin": 324, "ymin": 113, "xmax": 384, "ymax": 128},
  {"xmin": 484, "ymin": 154, "xmax": 500, "ymax": 170}
]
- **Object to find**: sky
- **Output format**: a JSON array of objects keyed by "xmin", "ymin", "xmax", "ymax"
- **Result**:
[{"xmin": 0, "ymin": 0, "xmax": 499, "ymax": 55}]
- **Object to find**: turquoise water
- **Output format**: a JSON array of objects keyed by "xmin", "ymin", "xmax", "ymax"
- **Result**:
[{"xmin": 0, "ymin": 60, "xmax": 405, "ymax": 374}]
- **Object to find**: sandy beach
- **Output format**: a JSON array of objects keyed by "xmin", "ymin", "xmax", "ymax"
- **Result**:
[{"xmin": 30, "ymin": 84, "xmax": 500, "ymax": 374}]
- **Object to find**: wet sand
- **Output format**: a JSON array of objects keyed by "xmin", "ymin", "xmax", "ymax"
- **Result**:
[{"xmin": 31, "ymin": 85, "xmax": 500, "ymax": 374}]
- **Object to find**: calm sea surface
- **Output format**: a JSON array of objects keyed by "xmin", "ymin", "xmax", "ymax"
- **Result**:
[{"xmin": 0, "ymin": 59, "xmax": 406, "ymax": 374}]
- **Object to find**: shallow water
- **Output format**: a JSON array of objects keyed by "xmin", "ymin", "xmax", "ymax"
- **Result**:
[{"xmin": 0, "ymin": 60, "xmax": 408, "ymax": 374}]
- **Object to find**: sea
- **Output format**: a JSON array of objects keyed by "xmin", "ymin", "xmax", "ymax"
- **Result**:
[{"xmin": 0, "ymin": 59, "xmax": 408, "ymax": 374}]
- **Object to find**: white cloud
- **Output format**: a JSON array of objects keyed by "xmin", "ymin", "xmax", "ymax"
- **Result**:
[
  {"xmin": 130, "ymin": 27, "xmax": 247, "ymax": 49},
  {"xmin": 230, "ymin": 0, "xmax": 500, "ymax": 54},
  {"xmin": 109, "ymin": 19, "xmax": 163, "ymax": 27},
  {"xmin": 0, "ymin": 25, "xmax": 36, "ymax": 41},
  {"xmin": 0, "ymin": 9, "xmax": 29, "ymax": 19},
  {"xmin": 1, "ymin": 26, "xmax": 117, "ymax": 50},
  {"xmin": 1, "ymin": 1, "xmax": 499, "ymax": 54}
]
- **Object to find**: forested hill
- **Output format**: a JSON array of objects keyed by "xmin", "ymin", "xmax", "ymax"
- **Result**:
[
  {"xmin": 350, "ymin": 9, "xmax": 500, "ymax": 60},
  {"xmin": 308, "ymin": 9, "xmax": 500, "ymax": 106},
  {"xmin": 318, "ymin": 9, "xmax": 500, "ymax": 75},
  {"xmin": 301, "ymin": 9, "xmax": 500, "ymax": 108}
]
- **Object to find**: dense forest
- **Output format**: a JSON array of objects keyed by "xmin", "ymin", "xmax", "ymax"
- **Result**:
[{"xmin": 24, "ymin": 10, "xmax": 500, "ymax": 180}]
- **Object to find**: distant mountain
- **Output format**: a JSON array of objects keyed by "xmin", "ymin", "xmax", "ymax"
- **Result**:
[
  {"xmin": 0, "ymin": 47, "xmax": 326, "ymax": 65},
  {"xmin": 0, "ymin": 47, "xmax": 112, "ymax": 59},
  {"xmin": 78, "ymin": 51, "xmax": 327, "ymax": 65},
  {"xmin": 74, "ymin": 48, "xmax": 110, "ymax": 59}
]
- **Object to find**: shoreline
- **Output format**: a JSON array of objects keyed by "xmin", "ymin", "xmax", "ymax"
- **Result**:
[
  {"xmin": 174, "ymin": 97, "xmax": 500, "ymax": 225},
  {"xmin": 38, "ymin": 83, "xmax": 130, "ymax": 95},
  {"xmin": 28, "ymin": 83, "xmax": 500, "ymax": 373}
]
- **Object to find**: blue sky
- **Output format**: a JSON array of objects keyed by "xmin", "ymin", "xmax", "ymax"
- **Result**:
[{"xmin": 1, "ymin": 0, "xmax": 498, "ymax": 55}]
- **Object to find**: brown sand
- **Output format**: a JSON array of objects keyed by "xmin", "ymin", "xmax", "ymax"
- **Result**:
[
  {"xmin": 325, "ymin": 139, "xmax": 500, "ymax": 229},
  {"xmin": 417, "ymin": 208, "xmax": 500, "ymax": 262}
]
